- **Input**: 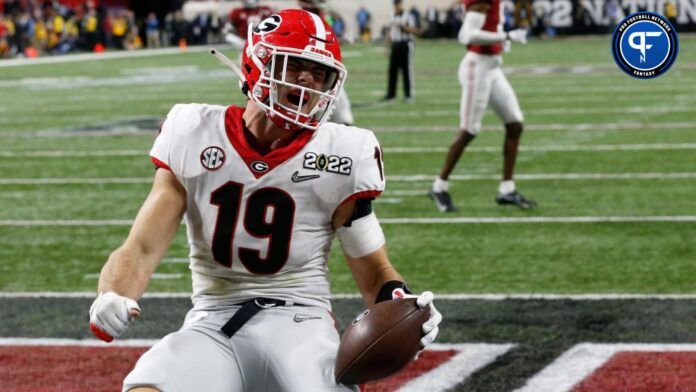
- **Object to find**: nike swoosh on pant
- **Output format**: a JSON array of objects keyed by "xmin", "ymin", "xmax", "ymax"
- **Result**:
[{"xmin": 293, "ymin": 314, "xmax": 322, "ymax": 322}]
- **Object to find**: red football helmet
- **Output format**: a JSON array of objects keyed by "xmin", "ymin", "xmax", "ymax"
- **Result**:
[{"xmin": 241, "ymin": 9, "xmax": 347, "ymax": 131}]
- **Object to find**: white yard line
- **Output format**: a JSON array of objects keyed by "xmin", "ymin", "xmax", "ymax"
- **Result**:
[
  {"xmin": 2, "ymin": 292, "xmax": 696, "ymax": 300},
  {"xmin": 0, "ymin": 150, "xmax": 147, "ymax": 157},
  {"xmin": 0, "ymin": 46, "xmax": 221, "ymax": 68},
  {"xmin": 1, "ymin": 216, "xmax": 695, "ymax": 226},
  {"xmin": 0, "ymin": 220, "xmax": 133, "ymax": 226},
  {"xmin": 162, "ymin": 257, "xmax": 189, "ymax": 264},
  {"xmin": 0, "ymin": 338, "xmax": 160, "ymax": 346},
  {"xmin": 383, "ymin": 143, "xmax": 696, "ymax": 153},
  {"xmin": 370, "ymin": 121, "xmax": 696, "ymax": 132},
  {"xmin": 0, "ymin": 178, "xmax": 152, "ymax": 185},
  {"xmin": 385, "ymin": 190, "xmax": 426, "ymax": 196},
  {"xmin": 83, "ymin": 273, "xmax": 183, "ymax": 280},
  {"xmin": 357, "ymin": 106, "xmax": 693, "ymax": 118},
  {"xmin": 407, "ymin": 293, "xmax": 696, "ymax": 300},
  {"xmin": 374, "ymin": 198, "xmax": 403, "ymax": 204},
  {"xmin": 4, "ymin": 121, "xmax": 694, "ymax": 137},
  {"xmin": 380, "ymin": 216, "xmax": 696, "ymax": 224},
  {"xmin": 364, "ymin": 85, "xmax": 696, "ymax": 95},
  {"xmin": 0, "ymin": 292, "xmax": 192, "ymax": 298},
  {"xmin": 2, "ymin": 172, "xmax": 696, "ymax": 186},
  {"xmin": 418, "ymin": 94, "xmax": 696, "ymax": 105},
  {"xmin": 388, "ymin": 172, "xmax": 696, "ymax": 181},
  {"xmin": 3, "ymin": 130, "xmax": 154, "ymax": 137},
  {"xmin": 3, "ymin": 143, "xmax": 696, "ymax": 158},
  {"xmin": 0, "ymin": 46, "xmax": 361, "ymax": 69}
]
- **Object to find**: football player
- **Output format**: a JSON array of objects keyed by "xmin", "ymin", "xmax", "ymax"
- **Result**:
[
  {"xmin": 429, "ymin": 0, "xmax": 536, "ymax": 211},
  {"xmin": 89, "ymin": 9, "xmax": 441, "ymax": 392},
  {"xmin": 225, "ymin": 0, "xmax": 274, "ymax": 50}
]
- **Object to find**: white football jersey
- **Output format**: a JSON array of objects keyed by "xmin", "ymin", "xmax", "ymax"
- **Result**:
[{"xmin": 150, "ymin": 104, "xmax": 385, "ymax": 310}]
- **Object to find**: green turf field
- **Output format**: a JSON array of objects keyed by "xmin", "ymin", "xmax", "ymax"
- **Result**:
[{"xmin": 1, "ymin": 36, "xmax": 695, "ymax": 294}]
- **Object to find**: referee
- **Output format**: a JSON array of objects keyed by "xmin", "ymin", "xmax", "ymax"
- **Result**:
[{"xmin": 384, "ymin": 0, "xmax": 420, "ymax": 103}]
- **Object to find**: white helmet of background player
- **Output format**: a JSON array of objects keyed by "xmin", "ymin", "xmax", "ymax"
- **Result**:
[{"xmin": 241, "ymin": 9, "xmax": 347, "ymax": 131}]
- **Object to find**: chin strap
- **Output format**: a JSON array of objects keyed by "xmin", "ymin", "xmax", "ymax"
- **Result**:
[{"xmin": 209, "ymin": 48, "xmax": 248, "ymax": 95}]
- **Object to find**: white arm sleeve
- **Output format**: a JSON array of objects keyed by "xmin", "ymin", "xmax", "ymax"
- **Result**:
[
  {"xmin": 459, "ymin": 12, "xmax": 506, "ymax": 45},
  {"xmin": 337, "ymin": 213, "xmax": 386, "ymax": 259}
]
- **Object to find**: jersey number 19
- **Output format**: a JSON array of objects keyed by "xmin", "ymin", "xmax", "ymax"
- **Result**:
[{"xmin": 210, "ymin": 182, "xmax": 295, "ymax": 274}]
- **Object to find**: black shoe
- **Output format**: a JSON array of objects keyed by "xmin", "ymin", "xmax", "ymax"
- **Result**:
[
  {"xmin": 429, "ymin": 190, "xmax": 457, "ymax": 212},
  {"xmin": 495, "ymin": 191, "xmax": 537, "ymax": 210}
]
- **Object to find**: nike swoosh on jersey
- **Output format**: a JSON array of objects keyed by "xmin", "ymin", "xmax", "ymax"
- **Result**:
[
  {"xmin": 293, "ymin": 314, "xmax": 323, "ymax": 322},
  {"xmin": 291, "ymin": 171, "xmax": 321, "ymax": 183}
]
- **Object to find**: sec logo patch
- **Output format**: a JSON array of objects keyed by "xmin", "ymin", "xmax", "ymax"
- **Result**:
[
  {"xmin": 611, "ymin": 12, "xmax": 678, "ymax": 79},
  {"xmin": 200, "ymin": 146, "xmax": 225, "ymax": 171}
]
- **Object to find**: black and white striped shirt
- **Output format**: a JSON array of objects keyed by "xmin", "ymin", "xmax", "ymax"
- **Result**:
[{"xmin": 389, "ymin": 11, "xmax": 417, "ymax": 42}]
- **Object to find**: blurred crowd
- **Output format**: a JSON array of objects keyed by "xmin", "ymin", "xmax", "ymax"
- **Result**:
[
  {"xmin": 364, "ymin": 4, "xmax": 468, "ymax": 42},
  {"xmin": 359, "ymin": 2, "xmax": 545, "ymax": 43},
  {"xmin": 0, "ymin": 0, "xmax": 230, "ymax": 59},
  {"xmin": 2, "ymin": 0, "xmax": 132, "ymax": 58},
  {"xmin": 364, "ymin": 1, "xmax": 559, "ymax": 43},
  {"xmin": 0, "ymin": 0, "xmax": 483, "ymax": 59},
  {"xmin": 2, "ymin": 0, "xmax": 680, "ymax": 59}
]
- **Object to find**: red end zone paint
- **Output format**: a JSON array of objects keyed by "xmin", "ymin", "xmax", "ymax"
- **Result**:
[
  {"xmin": 0, "ymin": 345, "xmax": 456, "ymax": 391},
  {"xmin": 573, "ymin": 351, "xmax": 696, "ymax": 392},
  {"xmin": 0, "ymin": 345, "xmax": 148, "ymax": 392},
  {"xmin": 364, "ymin": 350, "xmax": 457, "ymax": 391}
]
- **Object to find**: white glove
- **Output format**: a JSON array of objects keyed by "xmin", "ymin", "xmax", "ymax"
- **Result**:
[
  {"xmin": 89, "ymin": 292, "xmax": 140, "ymax": 342},
  {"xmin": 392, "ymin": 289, "xmax": 442, "ymax": 347},
  {"xmin": 507, "ymin": 29, "xmax": 528, "ymax": 44}
]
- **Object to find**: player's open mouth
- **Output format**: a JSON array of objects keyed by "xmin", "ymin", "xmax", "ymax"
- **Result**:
[{"xmin": 286, "ymin": 89, "xmax": 311, "ymax": 109}]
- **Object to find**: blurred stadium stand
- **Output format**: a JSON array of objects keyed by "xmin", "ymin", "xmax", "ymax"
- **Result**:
[{"xmin": 1, "ymin": 0, "xmax": 694, "ymax": 59}]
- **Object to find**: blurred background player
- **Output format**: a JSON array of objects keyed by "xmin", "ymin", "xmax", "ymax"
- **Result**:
[
  {"xmin": 356, "ymin": 6, "xmax": 371, "ymax": 42},
  {"xmin": 383, "ymin": 0, "xmax": 420, "ymax": 103},
  {"xmin": 299, "ymin": 0, "xmax": 354, "ymax": 125},
  {"xmin": 225, "ymin": 0, "xmax": 274, "ymax": 50},
  {"xmin": 429, "ymin": 0, "xmax": 535, "ymax": 212}
]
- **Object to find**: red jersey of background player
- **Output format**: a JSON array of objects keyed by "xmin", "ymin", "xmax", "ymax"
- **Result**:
[
  {"xmin": 229, "ymin": 3, "xmax": 274, "ymax": 36},
  {"xmin": 463, "ymin": 0, "xmax": 502, "ymax": 55},
  {"xmin": 299, "ymin": 0, "xmax": 327, "ymax": 21}
]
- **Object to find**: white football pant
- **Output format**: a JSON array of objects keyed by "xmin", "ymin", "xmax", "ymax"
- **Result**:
[
  {"xmin": 458, "ymin": 51, "xmax": 524, "ymax": 134},
  {"xmin": 123, "ymin": 305, "xmax": 357, "ymax": 392}
]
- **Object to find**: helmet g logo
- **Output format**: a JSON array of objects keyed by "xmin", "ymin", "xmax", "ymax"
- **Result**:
[{"xmin": 254, "ymin": 15, "xmax": 281, "ymax": 34}]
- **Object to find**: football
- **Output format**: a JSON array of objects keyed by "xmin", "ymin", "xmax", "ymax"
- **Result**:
[{"xmin": 334, "ymin": 298, "xmax": 430, "ymax": 385}]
